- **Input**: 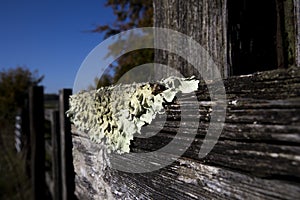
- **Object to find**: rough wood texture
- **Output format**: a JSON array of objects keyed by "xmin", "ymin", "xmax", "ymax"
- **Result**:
[
  {"xmin": 154, "ymin": 0, "xmax": 228, "ymax": 78},
  {"xmin": 72, "ymin": 67, "xmax": 300, "ymax": 199},
  {"xmin": 153, "ymin": 0, "xmax": 300, "ymax": 78},
  {"xmin": 296, "ymin": 0, "xmax": 300, "ymax": 67}
]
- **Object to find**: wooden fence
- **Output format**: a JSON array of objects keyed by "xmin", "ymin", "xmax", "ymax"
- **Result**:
[
  {"xmin": 17, "ymin": 87, "xmax": 75, "ymax": 200},
  {"xmin": 72, "ymin": 67, "xmax": 300, "ymax": 199},
  {"xmin": 16, "ymin": 68, "xmax": 300, "ymax": 199}
]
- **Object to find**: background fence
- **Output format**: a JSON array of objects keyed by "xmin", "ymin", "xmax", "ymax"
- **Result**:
[{"xmin": 16, "ymin": 87, "xmax": 75, "ymax": 200}]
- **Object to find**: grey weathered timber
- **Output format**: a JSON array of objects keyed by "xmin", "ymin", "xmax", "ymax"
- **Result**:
[
  {"xmin": 29, "ymin": 86, "xmax": 45, "ymax": 200},
  {"xmin": 296, "ymin": 0, "xmax": 300, "ymax": 67},
  {"xmin": 154, "ymin": 0, "xmax": 228, "ymax": 78},
  {"xmin": 72, "ymin": 0, "xmax": 300, "ymax": 198},
  {"xmin": 154, "ymin": 0, "xmax": 300, "ymax": 78},
  {"xmin": 72, "ymin": 67, "xmax": 300, "ymax": 199}
]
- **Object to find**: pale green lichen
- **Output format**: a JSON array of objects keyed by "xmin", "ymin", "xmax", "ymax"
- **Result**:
[{"xmin": 67, "ymin": 76, "xmax": 199, "ymax": 154}]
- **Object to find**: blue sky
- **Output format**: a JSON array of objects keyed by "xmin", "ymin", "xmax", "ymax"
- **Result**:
[{"xmin": 0, "ymin": 0, "xmax": 115, "ymax": 93}]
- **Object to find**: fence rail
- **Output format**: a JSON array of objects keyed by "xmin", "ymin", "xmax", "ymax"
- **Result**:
[{"xmin": 72, "ymin": 67, "xmax": 300, "ymax": 199}]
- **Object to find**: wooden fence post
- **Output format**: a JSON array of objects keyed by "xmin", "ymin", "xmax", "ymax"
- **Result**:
[
  {"xmin": 51, "ymin": 110, "xmax": 62, "ymax": 200},
  {"xmin": 59, "ymin": 89, "xmax": 75, "ymax": 200},
  {"xmin": 29, "ymin": 86, "xmax": 45, "ymax": 200}
]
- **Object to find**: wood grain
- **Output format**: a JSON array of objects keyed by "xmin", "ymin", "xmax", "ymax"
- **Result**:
[{"xmin": 72, "ymin": 67, "xmax": 300, "ymax": 199}]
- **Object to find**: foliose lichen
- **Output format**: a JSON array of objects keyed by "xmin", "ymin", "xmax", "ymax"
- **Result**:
[{"xmin": 66, "ymin": 76, "xmax": 199, "ymax": 154}]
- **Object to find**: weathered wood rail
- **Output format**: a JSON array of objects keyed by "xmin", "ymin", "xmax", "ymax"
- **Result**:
[{"xmin": 72, "ymin": 67, "xmax": 300, "ymax": 199}]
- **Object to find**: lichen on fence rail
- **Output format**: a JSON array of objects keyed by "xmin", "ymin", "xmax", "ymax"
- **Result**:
[
  {"xmin": 71, "ymin": 67, "xmax": 300, "ymax": 199},
  {"xmin": 67, "ymin": 76, "xmax": 199, "ymax": 154}
]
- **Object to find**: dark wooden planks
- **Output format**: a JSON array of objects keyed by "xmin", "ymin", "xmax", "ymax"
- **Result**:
[
  {"xmin": 72, "ymin": 67, "xmax": 300, "ymax": 199},
  {"xmin": 29, "ymin": 86, "xmax": 45, "ymax": 200},
  {"xmin": 59, "ymin": 89, "xmax": 76, "ymax": 200}
]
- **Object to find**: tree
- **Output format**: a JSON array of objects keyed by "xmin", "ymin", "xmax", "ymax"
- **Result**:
[
  {"xmin": 93, "ymin": 0, "xmax": 153, "ymax": 38},
  {"xmin": 92, "ymin": 0, "xmax": 154, "ymax": 87},
  {"xmin": 0, "ymin": 67, "xmax": 43, "ymax": 200},
  {"xmin": 0, "ymin": 66, "xmax": 43, "ymax": 120}
]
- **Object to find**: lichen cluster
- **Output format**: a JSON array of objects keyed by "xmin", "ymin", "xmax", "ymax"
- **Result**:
[{"xmin": 67, "ymin": 76, "xmax": 199, "ymax": 154}]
